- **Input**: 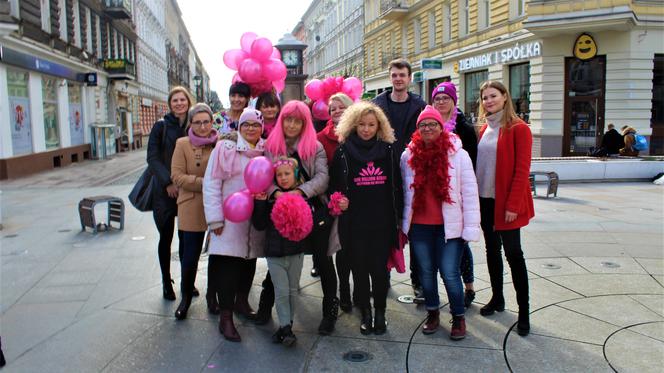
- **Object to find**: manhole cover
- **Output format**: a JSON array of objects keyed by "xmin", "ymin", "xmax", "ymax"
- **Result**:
[
  {"xmin": 541, "ymin": 263, "xmax": 561, "ymax": 269},
  {"xmin": 4, "ymin": 234, "xmax": 18, "ymax": 238},
  {"xmin": 601, "ymin": 261, "xmax": 621, "ymax": 268},
  {"xmin": 343, "ymin": 350, "xmax": 372, "ymax": 363},
  {"xmin": 131, "ymin": 236, "xmax": 146, "ymax": 241},
  {"xmin": 397, "ymin": 295, "xmax": 415, "ymax": 304},
  {"xmin": 58, "ymin": 229, "xmax": 72, "ymax": 233}
]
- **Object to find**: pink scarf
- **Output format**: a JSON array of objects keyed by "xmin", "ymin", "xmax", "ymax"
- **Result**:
[{"xmin": 188, "ymin": 127, "xmax": 218, "ymax": 147}]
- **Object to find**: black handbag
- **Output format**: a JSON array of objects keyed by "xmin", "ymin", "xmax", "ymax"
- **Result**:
[
  {"xmin": 310, "ymin": 196, "xmax": 333, "ymax": 232},
  {"xmin": 128, "ymin": 121, "xmax": 166, "ymax": 212}
]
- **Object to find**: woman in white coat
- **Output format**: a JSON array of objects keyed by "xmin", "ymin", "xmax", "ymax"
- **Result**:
[
  {"xmin": 203, "ymin": 108, "xmax": 266, "ymax": 342},
  {"xmin": 401, "ymin": 105, "xmax": 480, "ymax": 340}
]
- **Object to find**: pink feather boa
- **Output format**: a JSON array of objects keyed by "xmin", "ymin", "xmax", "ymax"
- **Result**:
[
  {"xmin": 270, "ymin": 193, "xmax": 313, "ymax": 242},
  {"xmin": 327, "ymin": 192, "xmax": 346, "ymax": 216}
]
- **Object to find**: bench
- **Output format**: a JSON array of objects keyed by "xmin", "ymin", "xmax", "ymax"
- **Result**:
[
  {"xmin": 78, "ymin": 196, "xmax": 125, "ymax": 233},
  {"xmin": 529, "ymin": 171, "xmax": 559, "ymax": 198}
]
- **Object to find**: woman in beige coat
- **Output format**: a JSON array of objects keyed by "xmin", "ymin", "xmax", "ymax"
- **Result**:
[{"xmin": 171, "ymin": 103, "xmax": 218, "ymax": 320}]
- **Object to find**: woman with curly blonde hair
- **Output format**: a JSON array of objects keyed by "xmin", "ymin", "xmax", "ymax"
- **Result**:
[{"xmin": 329, "ymin": 101, "xmax": 402, "ymax": 335}]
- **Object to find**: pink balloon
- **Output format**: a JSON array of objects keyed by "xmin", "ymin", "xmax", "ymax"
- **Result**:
[
  {"xmin": 250, "ymin": 81, "xmax": 273, "ymax": 97},
  {"xmin": 239, "ymin": 58, "xmax": 263, "ymax": 83},
  {"xmin": 342, "ymin": 77, "xmax": 363, "ymax": 100},
  {"xmin": 223, "ymin": 49, "xmax": 247, "ymax": 70},
  {"xmin": 262, "ymin": 58, "xmax": 287, "ymax": 81},
  {"xmin": 273, "ymin": 79, "xmax": 285, "ymax": 93},
  {"xmin": 312, "ymin": 100, "xmax": 330, "ymax": 121},
  {"xmin": 251, "ymin": 37, "xmax": 273, "ymax": 62},
  {"xmin": 305, "ymin": 79, "xmax": 324, "ymax": 101},
  {"xmin": 323, "ymin": 78, "xmax": 336, "ymax": 99},
  {"xmin": 223, "ymin": 191, "xmax": 254, "ymax": 223},
  {"xmin": 244, "ymin": 156, "xmax": 274, "ymax": 193},
  {"xmin": 232, "ymin": 72, "xmax": 242, "ymax": 84},
  {"xmin": 271, "ymin": 47, "xmax": 281, "ymax": 60},
  {"xmin": 240, "ymin": 32, "xmax": 257, "ymax": 53}
]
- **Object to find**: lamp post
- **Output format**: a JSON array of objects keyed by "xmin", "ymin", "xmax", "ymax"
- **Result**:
[{"xmin": 193, "ymin": 75, "xmax": 202, "ymax": 102}]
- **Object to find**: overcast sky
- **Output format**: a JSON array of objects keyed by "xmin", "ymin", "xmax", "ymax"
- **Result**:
[{"xmin": 178, "ymin": 0, "xmax": 313, "ymax": 107}]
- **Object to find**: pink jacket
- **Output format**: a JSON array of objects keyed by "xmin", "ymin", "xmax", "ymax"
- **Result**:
[
  {"xmin": 203, "ymin": 135, "xmax": 266, "ymax": 258},
  {"xmin": 400, "ymin": 134, "xmax": 481, "ymax": 241}
]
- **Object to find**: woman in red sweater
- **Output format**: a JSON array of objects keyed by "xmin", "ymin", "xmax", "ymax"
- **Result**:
[{"xmin": 475, "ymin": 81, "xmax": 534, "ymax": 336}]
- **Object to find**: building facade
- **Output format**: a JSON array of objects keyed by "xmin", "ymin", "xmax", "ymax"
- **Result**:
[
  {"xmin": 302, "ymin": 0, "xmax": 365, "ymax": 79},
  {"xmin": 362, "ymin": 0, "xmax": 664, "ymax": 156}
]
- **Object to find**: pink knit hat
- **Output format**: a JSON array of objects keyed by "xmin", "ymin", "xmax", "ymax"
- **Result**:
[
  {"xmin": 416, "ymin": 105, "xmax": 444, "ymax": 127},
  {"xmin": 431, "ymin": 81, "xmax": 458, "ymax": 105}
]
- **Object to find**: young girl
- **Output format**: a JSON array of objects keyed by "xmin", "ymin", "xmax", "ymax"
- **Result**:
[
  {"xmin": 252, "ymin": 157, "xmax": 312, "ymax": 347},
  {"xmin": 256, "ymin": 92, "xmax": 281, "ymax": 139}
]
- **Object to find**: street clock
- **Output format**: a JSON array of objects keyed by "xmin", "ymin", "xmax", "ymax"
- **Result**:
[{"xmin": 275, "ymin": 33, "xmax": 308, "ymax": 103}]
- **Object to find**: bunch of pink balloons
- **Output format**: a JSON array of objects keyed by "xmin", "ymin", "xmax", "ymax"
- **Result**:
[
  {"xmin": 305, "ymin": 76, "xmax": 363, "ymax": 120},
  {"xmin": 222, "ymin": 156, "xmax": 275, "ymax": 223},
  {"xmin": 223, "ymin": 32, "xmax": 287, "ymax": 97}
]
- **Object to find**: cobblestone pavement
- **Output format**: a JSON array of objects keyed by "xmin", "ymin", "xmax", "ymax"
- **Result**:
[{"xmin": 0, "ymin": 151, "xmax": 662, "ymax": 372}]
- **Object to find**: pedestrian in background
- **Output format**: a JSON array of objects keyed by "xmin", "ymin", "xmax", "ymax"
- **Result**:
[
  {"xmin": 256, "ymin": 91, "xmax": 281, "ymax": 139},
  {"xmin": 215, "ymin": 82, "xmax": 251, "ymax": 133},
  {"xmin": 620, "ymin": 125, "xmax": 639, "ymax": 156},
  {"xmin": 476, "ymin": 81, "xmax": 534, "ymax": 337},
  {"xmin": 147, "ymin": 86, "xmax": 193, "ymax": 301},
  {"xmin": 600, "ymin": 123, "xmax": 624, "ymax": 156},
  {"xmin": 401, "ymin": 105, "xmax": 480, "ymax": 340},
  {"xmin": 331, "ymin": 101, "xmax": 402, "ymax": 336},
  {"xmin": 431, "ymin": 82, "xmax": 478, "ymax": 307},
  {"xmin": 203, "ymin": 108, "xmax": 267, "ymax": 342},
  {"xmin": 316, "ymin": 93, "xmax": 357, "ymax": 313},
  {"xmin": 373, "ymin": 59, "xmax": 426, "ymax": 299},
  {"xmin": 171, "ymin": 103, "xmax": 218, "ymax": 320}
]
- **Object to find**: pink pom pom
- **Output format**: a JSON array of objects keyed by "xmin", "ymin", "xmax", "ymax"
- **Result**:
[
  {"xmin": 271, "ymin": 194, "xmax": 313, "ymax": 242},
  {"xmin": 327, "ymin": 192, "xmax": 346, "ymax": 216}
]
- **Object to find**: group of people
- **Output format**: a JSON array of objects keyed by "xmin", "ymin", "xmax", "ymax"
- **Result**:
[
  {"xmin": 145, "ymin": 58, "xmax": 534, "ymax": 347},
  {"xmin": 591, "ymin": 123, "xmax": 644, "ymax": 157}
]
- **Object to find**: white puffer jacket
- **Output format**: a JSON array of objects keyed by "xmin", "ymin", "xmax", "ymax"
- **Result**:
[{"xmin": 400, "ymin": 134, "xmax": 481, "ymax": 241}]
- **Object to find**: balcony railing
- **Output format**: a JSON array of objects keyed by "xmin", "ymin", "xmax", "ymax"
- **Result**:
[
  {"xmin": 103, "ymin": 0, "xmax": 132, "ymax": 19},
  {"xmin": 102, "ymin": 58, "xmax": 136, "ymax": 80},
  {"xmin": 380, "ymin": 0, "xmax": 409, "ymax": 20}
]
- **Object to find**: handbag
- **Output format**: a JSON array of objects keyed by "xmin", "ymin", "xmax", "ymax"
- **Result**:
[{"xmin": 128, "ymin": 121, "xmax": 167, "ymax": 212}]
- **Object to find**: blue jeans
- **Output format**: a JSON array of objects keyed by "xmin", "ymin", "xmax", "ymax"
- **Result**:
[{"xmin": 409, "ymin": 224, "xmax": 465, "ymax": 315}]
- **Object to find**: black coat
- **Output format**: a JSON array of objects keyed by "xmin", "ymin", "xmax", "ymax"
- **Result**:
[
  {"xmin": 329, "ymin": 139, "xmax": 403, "ymax": 251},
  {"xmin": 601, "ymin": 129, "xmax": 624, "ymax": 155},
  {"xmin": 251, "ymin": 198, "xmax": 313, "ymax": 257},
  {"xmin": 147, "ymin": 113, "xmax": 186, "ymax": 222},
  {"xmin": 373, "ymin": 91, "xmax": 427, "ymax": 154},
  {"xmin": 453, "ymin": 109, "xmax": 478, "ymax": 170}
]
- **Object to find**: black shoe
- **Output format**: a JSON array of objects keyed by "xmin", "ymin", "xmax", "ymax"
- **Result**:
[
  {"xmin": 310, "ymin": 267, "xmax": 319, "ymax": 277},
  {"xmin": 480, "ymin": 297, "xmax": 505, "ymax": 316},
  {"xmin": 360, "ymin": 308, "xmax": 373, "ymax": 335},
  {"xmin": 273, "ymin": 325, "xmax": 296, "ymax": 347},
  {"xmin": 374, "ymin": 308, "xmax": 387, "ymax": 335},
  {"xmin": 0, "ymin": 336, "xmax": 5, "ymax": 367},
  {"xmin": 412, "ymin": 285, "xmax": 425, "ymax": 304},
  {"xmin": 163, "ymin": 279, "xmax": 176, "ymax": 301},
  {"xmin": 254, "ymin": 306, "xmax": 272, "ymax": 325},
  {"xmin": 192, "ymin": 287, "xmax": 200, "ymax": 297},
  {"xmin": 464, "ymin": 289, "xmax": 476, "ymax": 308},
  {"xmin": 318, "ymin": 297, "xmax": 339, "ymax": 335},
  {"xmin": 517, "ymin": 310, "xmax": 530, "ymax": 336},
  {"xmin": 206, "ymin": 292, "xmax": 220, "ymax": 315},
  {"xmin": 175, "ymin": 294, "xmax": 192, "ymax": 320}
]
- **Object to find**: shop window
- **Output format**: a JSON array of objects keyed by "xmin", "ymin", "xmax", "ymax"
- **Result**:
[
  {"xmin": 42, "ymin": 77, "xmax": 60, "ymax": 149},
  {"xmin": 68, "ymin": 84, "xmax": 84, "ymax": 146},
  {"xmin": 510, "ymin": 63, "xmax": 530, "ymax": 123},
  {"xmin": 7, "ymin": 69, "xmax": 32, "ymax": 155},
  {"xmin": 464, "ymin": 70, "xmax": 489, "ymax": 126}
]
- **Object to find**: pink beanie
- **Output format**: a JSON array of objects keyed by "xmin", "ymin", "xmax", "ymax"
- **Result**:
[
  {"xmin": 238, "ymin": 108, "xmax": 264, "ymax": 132},
  {"xmin": 416, "ymin": 105, "xmax": 444, "ymax": 127},
  {"xmin": 431, "ymin": 82, "xmax": 458, "ymax": 105}
]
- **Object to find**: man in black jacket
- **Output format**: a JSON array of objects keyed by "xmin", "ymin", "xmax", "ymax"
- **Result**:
[
  {"xmin": 372, "ymin": 59, "xmax": 426, "ymax": 299},
  {"xmin": 600, "ymin": 123, "xmax": 624, "ymax": 155}
]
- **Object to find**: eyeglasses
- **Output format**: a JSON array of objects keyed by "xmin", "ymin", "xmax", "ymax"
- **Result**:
[
  {"xmin": 191, "ymin": 120, "xmax": 212, "ymax": 127},
  {"xmin": 241, "ymin": 123, "xmax": 262, "ymax": 129},
  {"xmin": 433, "ymin": 96, "xmax": 452, "ymax": 103},
  {"xmin": 417, "ymin": 122, "xmax": 440, "ymax": 130}
]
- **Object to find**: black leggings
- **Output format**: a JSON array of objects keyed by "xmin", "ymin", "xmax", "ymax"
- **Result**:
[
  {"xmin": 349, "ymin": 230, "xmax": 390, "ymax": 309},
  {"xmin": 336, "ymin": 247, "xmax": 353, "ymax": 299},
  {"xmin": 208, "ymin": 255, "xmax": 257, "ymax": 310},
  {"xmin": 479, "ymin": 198, "xmax": 529, "ymax": 310},
  {"xmin": 153, "ymin": 208, "xmax": 182, "ymax": 283}
]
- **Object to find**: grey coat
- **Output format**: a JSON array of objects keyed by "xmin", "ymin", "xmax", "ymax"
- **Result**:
[{"xmin": 266, "ymin": 141, "xmax": 329, "ymax": 199}]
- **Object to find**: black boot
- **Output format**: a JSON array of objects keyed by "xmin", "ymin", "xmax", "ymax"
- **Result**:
[
  {"xmin": 254, "ymin": 276, "xmax": 275, "ymax": 325},
  {"xmin": 163, "ymin": 278, "xmax": 176, "ymax": 301},
  {"xmin": 373, "ymin": 308, "xmax": 387, "ymax": 335},
  {"xmin": 318, "ymin": 297, "xmax": 339, "ymax": 335},
  {"xmin": 360, "ymin": 307, "xmax": 373, "ymax": 335},
  {"xmin": 480, "ymin": 296, "xmax": 505, "ymax": 316},
  {"xmin": 339, "ymin": 281, "xmax": 352, "ymax": 313},
  {"xmin": 0, "ymin": 336, "xmax": 5, "ymax": 367},
  {"xmin": 175, "ymin": 269, "xmax": 196, "ymax": 320},
  {"xmin": 517, "ymin": 309, "xmax": 530, "ymax": 336}
]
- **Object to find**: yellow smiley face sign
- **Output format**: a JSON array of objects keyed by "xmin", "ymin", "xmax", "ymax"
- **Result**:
[{"xmin": 574, "ymin": 33, "xmax": 597, "ymax": 61}]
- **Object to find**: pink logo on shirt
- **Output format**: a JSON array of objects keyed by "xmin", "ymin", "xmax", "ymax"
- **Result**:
[{"xmin": 354, "ymin": 162, "xmax": 387, "ymax": 186}]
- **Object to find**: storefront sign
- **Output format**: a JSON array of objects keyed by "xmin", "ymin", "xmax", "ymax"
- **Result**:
[
  {"xmin": 421, "ymin": 58, "xmax": 442, "ymax": 69},
  {"xmin": 573, "ymin": 33, "xmax": 597, "ymax": 61},
  {"xmin": 0, "ymin": 46, "xmax": 82, "ymax": 81},
  {"xmin": 457, "ymin": 42, "xmax": 542, "ymax": 72},
  {"xmin": 103, "ymin": 59, "xmax": 127, "ymax": 69},
  {"xmin": 69, "ymin": 103, "xmax": 84, "ymax": 146}
]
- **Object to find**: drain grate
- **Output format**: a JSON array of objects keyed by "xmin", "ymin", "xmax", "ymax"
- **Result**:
[
  {"xmin": 541, "ymin": 263, "xmax": 561, "ymax": 270},
  {"xmin": 397, "ymin": 295, "xmax": 415, "ymax": 304},
  {"xmin": 600, "ymin": 261, "xmax": 621, "ymax": 268},
  {"xmin": 343, "ymin": 350, "xmax": 372, "ymax": 363}
]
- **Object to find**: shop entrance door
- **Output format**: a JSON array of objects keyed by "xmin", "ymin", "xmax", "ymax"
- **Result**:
[{"xmin": 563, "ymin": 56, "xmax": 606, "ymax": 156}]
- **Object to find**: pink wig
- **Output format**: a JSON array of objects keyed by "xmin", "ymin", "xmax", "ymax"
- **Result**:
[{"xmin": 265, "ymin": 100, "xmax": 318, "ymax": 161}]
